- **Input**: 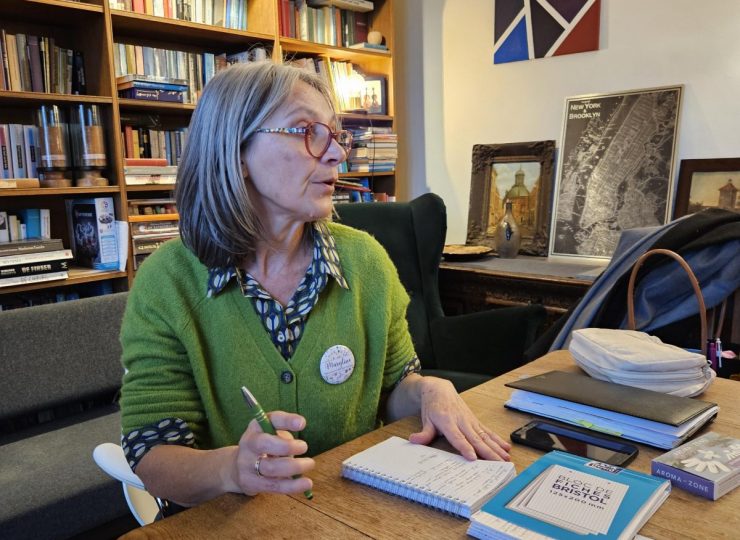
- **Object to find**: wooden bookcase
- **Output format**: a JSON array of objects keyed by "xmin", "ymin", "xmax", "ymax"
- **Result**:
[{"xmin": 0, "ymin": 0, "xmax": 397, "ymax": 306}]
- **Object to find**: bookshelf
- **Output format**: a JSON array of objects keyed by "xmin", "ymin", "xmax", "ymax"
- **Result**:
[{"xmin": 0, "ymin": 0, "xmax": 398, "ymax": 307}]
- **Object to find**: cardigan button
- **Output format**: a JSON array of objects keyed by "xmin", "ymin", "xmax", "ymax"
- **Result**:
[{"xmin": 280, "ymin": 370, "xmax": 294, "ymax": 384}]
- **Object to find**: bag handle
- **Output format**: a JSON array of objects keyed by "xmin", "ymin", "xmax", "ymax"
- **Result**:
[{"xmin": 627, "ymin": 248, "xmax": 707, "ymax": 355}]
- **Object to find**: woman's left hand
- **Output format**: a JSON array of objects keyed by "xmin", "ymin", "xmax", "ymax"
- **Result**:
[{"xmin": 406, "ymin": 376, "xmax": 511, "ymax": 461}]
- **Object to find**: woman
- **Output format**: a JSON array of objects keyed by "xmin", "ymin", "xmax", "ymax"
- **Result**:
[{"xmin": 119, "ymin": 61, "xmax": 510, "ymax": 508}]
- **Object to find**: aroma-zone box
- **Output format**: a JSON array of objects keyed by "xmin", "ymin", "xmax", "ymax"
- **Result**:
[{"xmin": 65, "ymin": 197, "xmax": 119, "ymax": 270}]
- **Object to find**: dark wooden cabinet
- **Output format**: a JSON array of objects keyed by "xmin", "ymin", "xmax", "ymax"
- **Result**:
[{"xmin": 438, "ymin": 256, "xmax": 603, "ymax": 329}]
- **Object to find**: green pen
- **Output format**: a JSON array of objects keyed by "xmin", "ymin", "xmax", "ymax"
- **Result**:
[{"xmin": 240, "ymin": 385, "xmax": 313, "ymax": 500}]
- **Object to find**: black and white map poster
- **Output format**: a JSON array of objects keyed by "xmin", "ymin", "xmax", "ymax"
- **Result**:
[{"xmin": 550, "ymin": 85, "xmax": 682, "ymax": 259}]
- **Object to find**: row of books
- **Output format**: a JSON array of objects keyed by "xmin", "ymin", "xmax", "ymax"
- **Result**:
[
  {"xmin": 0, "ymin": 124, "xmax": 40, "ymax": 180},
  {"xmin": 280, "ymin": 1, "xmax": 370, "ymax": 47},
  {"xmin": 0, "ymin": 209, "xmax": 51, "ymax": 244},
  {"xmin": 121, "ymin": 125, "xmax": 189, "ymax": 167},
  {"xmin": 113, "ymin": 43, "xmax": 268, "ymax": 104},
  {"xmin": 109, "ymin": 0, "xmax": 248, "ymax": 30},
  {"xmin": 287, "ymin": 57, "xmax": 384, "ymax": 113},
  {"xmin": 0, "ymin": 30, "xmax": 86, "ymax": 95}
]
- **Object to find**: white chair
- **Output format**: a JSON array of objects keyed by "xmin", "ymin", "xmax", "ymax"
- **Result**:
[{"xmin": 92, "ymin": 443, "xmax": 160, "ymax": 526}]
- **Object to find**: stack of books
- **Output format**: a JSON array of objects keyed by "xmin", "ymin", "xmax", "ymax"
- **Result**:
[
  {"xmin": 468, "ymin": 451, "xmax": 671, "ymax": 540},
  {"xmin": 124, "ymin": 158, "xmax": 177, "ymax": 186},
  {"xmin": 130, "ymin": 219, "xmax": 179, "ymax": 270},
  {"xmin": 652, "ymin": 432, "xmax": 740, "ymax": 500},
  {"xmin": 117, "ymin": 75, "xmax": 188, "ymax": 103},
  {"xmin": 0, "ymin": 238, "xmax": 72, "ymax": 288},
  {"xmin": 504, "ymin": 371, "xmax": 719, "ymax": 449},
  {"xmin": 127, "ymin": 197, "xmax": 179, "ymax": 269},
  {"xmin": 346, "ymin": 126, "xmax": 397, "ymax": 173}
]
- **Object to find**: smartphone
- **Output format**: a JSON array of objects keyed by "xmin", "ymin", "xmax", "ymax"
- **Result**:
[{"xmin": 510, "ymin": 420, "xmax": 639, "ymax": 466}]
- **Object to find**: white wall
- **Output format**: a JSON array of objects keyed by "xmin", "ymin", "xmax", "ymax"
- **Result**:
[{"xmin": 395, "ymin": 0, "xmax": 740, "ymax": 242}]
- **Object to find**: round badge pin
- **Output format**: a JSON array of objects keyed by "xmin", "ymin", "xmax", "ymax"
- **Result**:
[{"xmin": 320, "ymin": 345, "xmax": 355, "ymax": 384}]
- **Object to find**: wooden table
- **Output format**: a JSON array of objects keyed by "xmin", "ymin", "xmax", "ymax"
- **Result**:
[{"xmin": 121, "ymin": 351, "xmax": 740, "ymax": 539}]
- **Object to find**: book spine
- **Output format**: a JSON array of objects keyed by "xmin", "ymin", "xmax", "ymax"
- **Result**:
[
  {"xmin": 0, "ymin": 30, "xmax": 9, "ymax": 90},
  {"xmin": 22, "ymin": 125, "xmax": 39, "ymax": 179},
  {"xmin": 8, "ymin": 124, "xmax": 26, "ymax": 178},
  {"xmin": 72, "ymin": 50, "xmax": 87, "ymax": 94},
  {"xmin": 119, "ymin": 87, "xmax": 184, "ymax": 102},
  {"xmin": 39, "ymin": 208, "xmax": 51, "ymax": 239},
  {"xmin": 0, "ymin": 240, "xmax": 65, "ymax": 257},
  {"xmin": 650, "ymin": 462, "xmax": 716, "ymax": 500},
  {"xmin": 0, "ymin": 270, "xmax": 68, "ymax": 288},
  {"xmin": 26, "ymin": 35, "xmax": 44, "ymax": 92},
  {"xmin": 118, "ymin": 80, "xmax": 188, "ymax": 91},
  {"xmin": 0, "ymin": 211, "xmax": 9, "ymax": 243},
  {"xmin": 15, "ymin": 34, "xmax": 32, "ymax": 92},
  {"xmin": 125, "ymin": 157, "xmax": 169, "ymax": 167},
  {"xmin": 0, "ymin": 258, "xmax": 71, "ymax": 279},
  {"xmin": 0, "ymin": 124, "xmax": 13, "ymax": 178}
]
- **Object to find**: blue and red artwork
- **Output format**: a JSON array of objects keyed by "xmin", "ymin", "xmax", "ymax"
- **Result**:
[{"xmin": 493, "ymin": 0, "xmax": 601, "ymax": 64}]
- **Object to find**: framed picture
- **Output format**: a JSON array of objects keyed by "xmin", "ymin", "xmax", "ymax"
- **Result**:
[
  {"xmin": 361, "ymin": 75, "xmax": 386, "ymax": 115},
  {"xmin": 493, "ymin": 0, "xmax": 601, "ymax": 64},
  {"xmin": 466, "ymin": 141, "xmax": 556, "ymax": 256},
  {"xmin": 673, "ymin": 158, "xmax": 740, "ymax": 218},
  {"xmin": 550, "ymin": 85, "xmax": 683, "ymax": 260}
]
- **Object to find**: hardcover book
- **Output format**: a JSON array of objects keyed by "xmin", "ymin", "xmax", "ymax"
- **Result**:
[
  {"xmin": 119, "ymin": 88, "xmax": 184, "ymax": 102},
  {"xmin": 0, "ymin": 238, "xmax": 64, "ymax": 257},
  {"xmin": 0, "ymin": 270, "xmax": 68, "ymax": 288},
  {"xmin": 468, "ymin": 451, "xmax": 671, "ymax": 540},
  {"xmin": 0, "ymin": 257, "xmax": 71, "ymax": 279},
  {"xmin": 651, "ymin": 432, "xmax": 740, "ymax": 500}
]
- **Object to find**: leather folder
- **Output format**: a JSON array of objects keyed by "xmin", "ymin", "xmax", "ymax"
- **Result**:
[{"xmin": 505, "ymin": 370, "xmax": 717, "ymax": 427}]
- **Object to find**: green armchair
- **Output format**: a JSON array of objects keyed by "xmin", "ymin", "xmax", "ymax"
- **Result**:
[{"xmin": 335, "ymin": 193, "xmax": 546, "ymax": 392}]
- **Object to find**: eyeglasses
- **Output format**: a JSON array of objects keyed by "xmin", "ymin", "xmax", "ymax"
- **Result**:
[{"xmin": 255, "ymin": 122, "xmax": 353, "ymax": 159}]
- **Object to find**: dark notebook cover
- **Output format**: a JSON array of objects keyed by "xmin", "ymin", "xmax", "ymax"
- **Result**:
[{"xmin": 506, "ymin": 371, "xmax": 717, "ymax": 427}]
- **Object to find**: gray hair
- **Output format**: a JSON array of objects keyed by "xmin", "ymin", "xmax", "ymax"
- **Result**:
[{"xmin": 175, "ymin": 61, "xmax": 334, "ymax": 268}]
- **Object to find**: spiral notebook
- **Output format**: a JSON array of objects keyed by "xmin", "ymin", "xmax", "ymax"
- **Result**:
[{"xmin": 341, "ymin": 436, "xmax": 516, "ymax": 518}]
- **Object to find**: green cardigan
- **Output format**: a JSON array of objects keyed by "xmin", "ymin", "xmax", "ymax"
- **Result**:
[{"xmin": 120, "ymin": 222, "xmax": 416, "ymax": 456}]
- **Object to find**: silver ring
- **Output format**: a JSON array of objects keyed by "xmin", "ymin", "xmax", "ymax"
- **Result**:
[{"xmin": 254, "ymin": 454, "xmax": 267, "ymax": 477}]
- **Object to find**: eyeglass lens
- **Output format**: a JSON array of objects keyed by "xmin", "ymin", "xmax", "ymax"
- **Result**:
[{"xmin": 307, "ymin": 123, "xmax": 352, "ymax": 157}]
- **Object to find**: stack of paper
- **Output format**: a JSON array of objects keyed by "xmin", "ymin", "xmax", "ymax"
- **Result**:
[
  {"xmin": 505, "ymin": 371, "xmax": 719, "ymax": 449},
  {"xmin": 468, "ymin": 451, "xmax": 671, "ymax": 540}
]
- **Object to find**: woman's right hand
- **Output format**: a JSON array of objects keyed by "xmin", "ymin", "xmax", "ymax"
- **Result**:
[{"xmin": 232, "ymin": 411, "xmax": 315, "ymax": 496}]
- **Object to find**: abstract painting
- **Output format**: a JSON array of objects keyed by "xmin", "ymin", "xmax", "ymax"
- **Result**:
[{"xmin": 494, "ymin": 0, "xmax": 601, "ymax": 64}]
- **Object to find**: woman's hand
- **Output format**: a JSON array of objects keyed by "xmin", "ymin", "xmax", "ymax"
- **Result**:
[
  {"xmin": 232, "ymin": 411, "xmax": 315, "ymax": 496},
  {"xmin": 402, "ymin": 376, "xmax": 511, "ymax": 461}
]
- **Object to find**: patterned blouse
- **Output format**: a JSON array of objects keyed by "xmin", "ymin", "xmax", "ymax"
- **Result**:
[{"xmin": 122, "ymin": 221, "xmax": 421, "ymax": 470}]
